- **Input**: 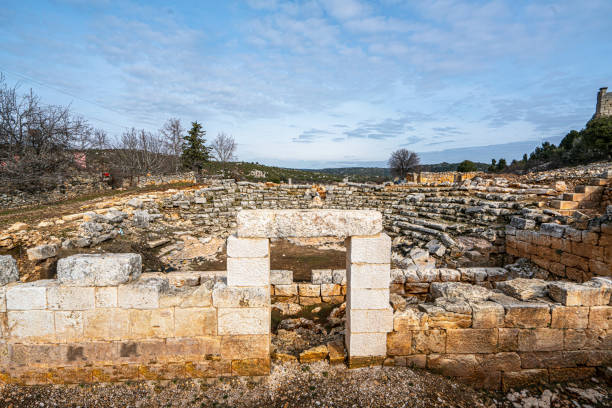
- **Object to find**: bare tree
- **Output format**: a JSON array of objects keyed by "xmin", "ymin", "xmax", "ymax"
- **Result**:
[
  {"xmin": 112, "ymin": 128, "xmax": 168, "ymax": 179},
  {"xmin": 159, "ymin": 118, "xmax": 184, "ymax": 172},
  {"xmin": 388, "ymin": 148, "xmax": 420, "ymax": 179},
  {"xmin": 92, "ymin": 128, "xmax": 109, "ymax": 149},
  {"xmin": 211, "ymin": 132, "xmax": 237, "ymax": 162},
  {"xmin": 0, "ymin": 75, "xmax": 94, "ymax": 191}
]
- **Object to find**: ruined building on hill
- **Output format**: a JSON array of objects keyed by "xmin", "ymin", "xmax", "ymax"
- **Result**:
[{"xmin": 594, "ymin": 86, "xmax": 612, "ymax": 118}]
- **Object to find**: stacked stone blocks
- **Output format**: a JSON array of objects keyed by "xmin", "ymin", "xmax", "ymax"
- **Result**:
[
  {"xmin": 346, "ymin": 233, "xmax": 393, "ymax": 367},
  {"xmin": 386, "ymin": 278, "xmax": 612, "ymax": 390}
]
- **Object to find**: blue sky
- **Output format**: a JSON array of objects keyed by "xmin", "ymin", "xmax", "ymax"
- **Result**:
[{"xmin": 1, "ymin": 0, "xmax": 611, "ymax": 167}]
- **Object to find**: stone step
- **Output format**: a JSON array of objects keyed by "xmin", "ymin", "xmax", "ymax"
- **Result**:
[
  {"xmin": 562, "ymin": 192, "xmax": 585, "ymax": 201},
  {"xmin": 575, "ymin": 185, "xmax": 604, "ymax": 194},
  {"xmin": 550, "ymin": 200, "xmax": 579, "ymax": 210},
  {"xmin": 589, "ymin": 178, "xmax": 609, "ymax": 186}
]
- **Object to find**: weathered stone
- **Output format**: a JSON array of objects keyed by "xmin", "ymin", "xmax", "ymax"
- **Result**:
[
  {"xmin": 270, "ymin": 270, "xmax": 292, "ymax": 285},
  {"xmin": 26, "ymin": 244, "xmax": 57, "ymax": 261},
  {"xmin": 489, "ymin": 293, "xmax": 551, "ymax": 328},
  {"xmin": 412, "ymin": 330, "xmax": 446, "ymax": 353},
  {"xmin": 226, "ymin": 235, "xmax": 269, "ymax": 257},
  {"xmin": 217, "ymin": 307, "xmax": 269, "ymax": 335},
  {"xmin": 299, "ymin": 345, "xmax": 328, "ymax": 363},
  {"xmin": 0, "ymin": 255, "xmax": 18, "ymax": 286},
  {"xmin": 236, "ymin": 209, "xmax": 382, "ymax": 237},
  {"xmin": 550, "ymin": 305, "xmax": 589, "ymax": 329},
  {"xmin": 471, "ymin": 301, "xmax": 505, "ymax": 328},
  {"xmin": 394, "ymin": 308, "xmax": 428, "ymax": 331},
  {"xmin": 446, "ymin": 329, "xmax": 498, "ymax": 354},
  {"xmin": 57, "ymin": 253, "xmax": 142, "ymax": 286},
  {"xmin": 311, "ymin": 269, "xmax": 333, "ymax": 284},
  {"xmin": 502, "ymin": 369, "xmax": 549, "ymax": 391},
  {"xmin": 118, "ymin": 278, "xmax": 169, "ymax": 309},
  {"xmin": 518, "ymin": 328, "xmax": 564, "ymax": 352},
  {"xmin": 212, "ymin": 284, "xmax": 269, "ymax": 308},
  {"xmin": 327, "ymin": 341, "xmax": 345, "ymax": 364},
  {"xmin": 226, "ymin": 257, "xmax": 269, "ymax": 287},
  {"xmin": 548, "ymin": 281, "xmax": 611, "ymax": 306},
  {"xmin": 430, "ymin": 282, "xmax": 492, "ymax": 303},
  {"xmin": 496, "ymin": 278, "xmax": 549, "ymax": 301},
  {"xmin": 387, "ymin": 332, "xmax": 412, "ymax": 356}
]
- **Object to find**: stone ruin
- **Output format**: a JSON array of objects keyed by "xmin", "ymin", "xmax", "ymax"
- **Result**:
[{"xmin": 0, "ymin": 208, "xmax": 610, "ymax": 391}]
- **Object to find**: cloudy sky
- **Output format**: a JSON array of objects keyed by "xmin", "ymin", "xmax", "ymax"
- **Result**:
[{"xmin": 1, "ymin": 0, "xmax": 611, "ymax": 167}]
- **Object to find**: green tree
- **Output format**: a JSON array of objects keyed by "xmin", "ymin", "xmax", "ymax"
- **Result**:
[
  {"xmin": 497, "ymin": 158, "xmax": 507, "ymax": 171},
  {"xmin": 487, "ymin": 158, "xmax": 497, "ymax": 172},
  {"xmin": 457, "ymin": 160, "xmax": 477, "ymax": 172},
  {"xmin": 181, "ymin": 121, "xmax": 211, "ymax": 170}
]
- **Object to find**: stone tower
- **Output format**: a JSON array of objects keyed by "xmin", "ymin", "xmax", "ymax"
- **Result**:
[{"xmin": 594, "ymin": 87, "xmax": 612, "ymax": 118}]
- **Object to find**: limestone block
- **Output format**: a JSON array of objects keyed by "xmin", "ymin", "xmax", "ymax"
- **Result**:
[
  {"xmin": 47, "ymin": 286, "xmax": 95, "ymax": 310},
  {"xmin": 274, "ymin": 284, "xmax": 298, "ymax": 297},
  {"xmin": 54, "ymin": 311, "xmax": 83, "ymax": 342},
  {"xmin": 127, "ymin": 308, "xmax": 175, "ymax": 339},
  {"xmin": 95, "ymin": 287, "xmax": 118, "ymax": 308},
  {"xmin": 83, "ymin": 308, "xmax": 130, "ymax": 340},
  {"xmin": 6, "ymin": 280, "xmax": 53, "ymax": 310},
  {"xmin": 348, "ymin": 263, "xmax": 390, "ymax": 289},
  {"xmin": 387, "ymin": 332, "xmax": 412, "ymax": 356},
  {"xmin": 299, "ymin": 296, "xmax": 322, "ymax": 306},
  {"xmin": 417, "ymin": 268, "xmax": 439, "ymax": 282},
  {"xmin": 430, "ymin": 282, "xmax": 492, "ymax": 303},
  {"xmin": 347, "ymin": 287, "xmax": 389, "ymax": 309},
  {"xmin": 426, "ymin": 353, "xmax": 478, "ymax": 378},
  {"xmin": 220, "ymin": 335, "xmax": 269, "ymax": 359},
  {"xmin": 394, "ymin": 308, "xmax": 429, "ymax": 331},
  {"xmin": 446, "ymin": 329, "xmax": 498, "ymax": 354},
  {"xmin": 226, "ymin": 235, "xmax": 269, "ymax": 258},
  {"xmin": 518, "ymin": 329, "xmax": 564, "ymax": 352},
  {"xmin": 550, "ymin": 305, "xmax": 589, "ymax": 329},
  {"xmin": 332, "ymin": 269, "xmax": 347, "ymax": 285},
  {"xmin": 57, "ymin": 253, "xmax": 142, "ymax": 286},
  {"xmin": 471, "ymin": 301, "xmax": 505, "ymax": 329},
  {"xmin": 212, "ymin": 284, "xmax": 269, "ymax": 307},
  {"xmin": 173, "ymin": 282, "xmax": 214, "ymax": 308},
  {"xmin": 390, "ymin": 269, "xmax": 405, "ymax": 284},
  {"xmin": 174, "ymin": 307, "xmax": 217, "ymax": 337},
  {"xmin": 489, "ymin": 293, "xmax": 551, "ymax": 328},
  {"xmin": 419, "ymin": 304, "xmax": 471, "ymax": 329},
  {"xmin": 502, "ymin": 369, "xmax": 549, "ymax": 391},
  {"xmin": 438, "ymin": 269, "xmax": 461, "ymax": 282},
  {"xmin": 311, "ymin": 269, "xmax": 333, "ymax": 284},
  {"xmin": 236, "ymin": 209, "xmax": 382, "ymax": 238},
  {"xmin": 499, "ymin": 328, "xmax": 519, "ymax": 351},
  {"xmin": 549, "ymin": 281, "xmax": 610, "ymax": 306},
  {"xmin": 549, "ymin": 367, "xmax": 596, "ymax": 383},
  {"xmin": 297, "ymin": 283, "xmax": 320, "ymax": 297},
  {"xmin": 412, "ymin": 330, "xmax": 446, "ymax": 353},
  {"xmin": 226, "ymin": 257, "xmax": 269, "ymax": 287},
  {"xmin": 345, "ymin": 332, "xmax": 387, "ymax": 357},
  {"xmin": 347, "ymin": 234, "xmax": 391, "ymax": 264},
  {"xmin": 231, "ymin": 358, "xmax": 270, "ymax": 376},
  {"xmin": 588, "ymin": 306, "xmax": 611, "ymax": 330},
  {"xmin": 270, "ymin": 270, "xmax": 292, "ymax": 285},
  {"xmin": 0, "ymin": 255, "xmax": 18, "ymax": 286},
  {"xmin": 321, "ymin": 284, "xmax": 342, "ymax": 297},
  {"xmin": 459, "ymin": 268, "xmax": 487, "ymax": 282},
  {"xmin": 8, "ymin": 310, "xmax": 55, "ymax": 340},
  {"xmin": 0, "ymin": 286, "xmax": 5, "ymax": 312},
  {"xmin": 166, "ymin": 336, "xmax": 221, "ymax": 359},
  {"xmin": 496, "ymin": 279, "xmax": 549, "ymax": 301},
  {"xmin": 299, "ymin": 345, "xmax": 329, "ymax": 363},
  {"xmin": 348, "ymin": 308, "xmax": 393, "ymax": 333},
  {"xmin": 327, "ymin": 341, "xmax": 345, "ymax": 364},
  {"xmin": 26, "ymin": 244, "xmax": 57, "ymax": 261},
  {"xmin": 478, "ymin": 352, "xmax": 521, "ymax": 373},
  {"xmin": 218, "ymin": 307, "xmax": 269, "ymax": 335},
  {"xmin": 118, "ymin": 278, "xmax": 169, "ymax": 309}
]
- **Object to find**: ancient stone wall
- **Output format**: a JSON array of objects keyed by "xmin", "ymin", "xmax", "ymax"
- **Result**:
[
  {"xmin": 0, "ymin": 175, "xmax": 111, "ymax": 209},
  {"xmin": 595, "ymin": 87, "xmax": 612, "ymax": 118},
  {"xmin": 386, "ymin": 278, "xmax": 612, "ymax": 391},
  {"xmin": 405, "ymin": 172, "xmax": 478, "ymax": 184},
  {"xmin": 0, "ymin": 253, "xmax": 270, "ymax": 384},
  {"xmin": 506, "ymin": 219, "xmax": 612, "ymax": 282}
]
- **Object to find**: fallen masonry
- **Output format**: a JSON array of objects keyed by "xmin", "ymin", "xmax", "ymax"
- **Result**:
[{"xmin": 0, "ymin": 208, "xmax": 610, "ymax": 391}]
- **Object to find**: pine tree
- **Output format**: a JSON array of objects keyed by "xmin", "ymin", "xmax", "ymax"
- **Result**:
[{"xmin": 181, "ymin": 121, "xmax": 211, "ymax": 170}]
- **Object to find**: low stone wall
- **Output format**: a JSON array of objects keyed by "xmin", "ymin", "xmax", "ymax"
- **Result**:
[
  {"xmin": 405, "ymin": 172, "xmax": 478, "ymax": 184},
  {"xmin": 386, "ymin": 278, "xmax": 612, "ymax": 391},
  {"xmin": 506, "ymin": 219, "xmax": 612, "ymax": 282},
  {"xmin": 0, "ymin": 254, "xmax": 270, "ymax": 384}
]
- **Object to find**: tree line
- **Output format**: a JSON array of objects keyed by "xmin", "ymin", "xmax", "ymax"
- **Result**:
[{"xmin": 0, "ymin": 76, "xmax": 236, "ymax": 192}]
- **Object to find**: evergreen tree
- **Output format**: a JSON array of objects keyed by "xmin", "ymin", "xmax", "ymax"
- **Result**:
[
  {"xmin": 457, "ymin": 160, "xmax": 477, "ymax": 172},
  {"xmin": 497, "ymin": 158, "xmax": 507, "ymax": 171},
  {"xmin": 181, "ymin": 121, "xmax": 211, "ymax": 170}
]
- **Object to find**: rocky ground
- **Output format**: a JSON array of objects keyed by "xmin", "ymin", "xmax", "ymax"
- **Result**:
[{"xmin": 0, "ymin": 362, "xmax": 609, "ymax": 408}]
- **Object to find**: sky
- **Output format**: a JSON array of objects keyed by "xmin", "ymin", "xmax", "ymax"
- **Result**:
[{"xmin": 1, "ymin": 0, "xmax": 611, "ymax": 168}]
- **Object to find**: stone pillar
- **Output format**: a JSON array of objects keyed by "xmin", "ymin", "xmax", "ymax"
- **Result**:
[
  {"xmin": 345, "ymin": 233, "xmax": 393, "ymax": 367},
  {"xmin": 215, "ymin": 234, "xmax": 271, "ymax": 375}
]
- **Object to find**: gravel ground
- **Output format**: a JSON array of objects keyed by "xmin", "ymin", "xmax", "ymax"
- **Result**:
[{"xmin": 1, "ymin": 362, "xmax": 610, "ymax": 408}]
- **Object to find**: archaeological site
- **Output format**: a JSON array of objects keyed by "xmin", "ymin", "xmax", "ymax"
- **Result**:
[{"xmin": 0, "ymin": 159, "xmax": 610, "ymax": 407}]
